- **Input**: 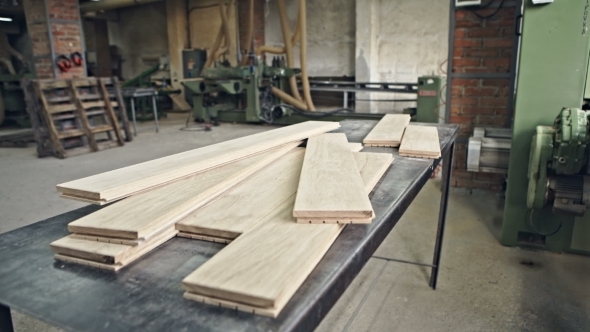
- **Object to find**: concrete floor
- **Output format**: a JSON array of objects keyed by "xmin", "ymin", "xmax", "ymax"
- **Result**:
[{"xmin": 1, "ymin": 114, "xmax": 589, "ymax": 331}]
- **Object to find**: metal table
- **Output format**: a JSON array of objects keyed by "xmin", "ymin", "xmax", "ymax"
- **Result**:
[
  {"xmin": 122, "ymin": 87, "xmax": 160, "ymax": 136},
  {"xmin": 0, "ymin": 120, "xmax": 458, "ymax": 332}
]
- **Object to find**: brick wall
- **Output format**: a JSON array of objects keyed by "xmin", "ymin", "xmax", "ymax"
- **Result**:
[
  {"xmin": 237, "ymin": 0, "xmax": 265, "ymax": 63},
  {"xmin": 449, "ymin": 2, "xmax": 516, "ymax": 191},
  {"xmin": 23, "ymin": 0, "xmax": 85, "ymax": 79}
]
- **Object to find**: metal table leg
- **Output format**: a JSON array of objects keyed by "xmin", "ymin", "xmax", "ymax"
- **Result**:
[
  {"xmin": 0, "ymin": 303, "xmax": 14, "ymax": 332},
  {"xmin": 151, "ymin": 96, "xmax": 159, "ymax": 133},
  {"xmin": 429, "ymin": 142, "xmax": 454, "ymax": 289},
  {"xmin": 131, "ymin": 97, "xmax": 137, "ymax": 137},
  {"xmin": 343, "ymin": 92, "xmax": 348, "ymax": 108}
]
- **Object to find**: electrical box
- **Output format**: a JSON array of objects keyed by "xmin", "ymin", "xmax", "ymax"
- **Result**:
[{"xmin": 455, "ymin": 0, "xmax": 482, "ymax": 7}]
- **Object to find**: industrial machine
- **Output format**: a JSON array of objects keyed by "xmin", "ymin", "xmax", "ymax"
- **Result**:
[
  {"xmin": 502, "ymin": 0, "xmax": 590, "ymax": 254},
  {"xmin": 182, "ymin": 59, "xmax": 443, "ymax": 126},
  {"xmin": 467, "ymin": 127, "xmax": 511, "ymax": 174}
]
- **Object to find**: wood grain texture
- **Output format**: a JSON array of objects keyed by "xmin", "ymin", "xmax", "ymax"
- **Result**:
[
  {"xmin": 362, "ymin": 114, "xmax": 411, "ymax": 147},
  {"xmin": 348, "ymin": 142, "xmax": 363, "ymax": 152},
  {"xmin": 69, "ymin": 234, "xmax": 143, "ymax": 246},
  {"xmin": 399, "ymin": 125, "xmax": 441, "ymax": 159},
  {"xmin": 293, "ymin": 133, "xmax": 373, "ymax": 218},
  {"xmin": 57, "ymin": 121, "xmax": 339, "ymax": 204},
  {"xmin": 175, "ymin": 148, "xmax": 305, "ymax": 238},
  {"xmin": 176, "ymin": 232, "xmax": 233, "ymax": 244},
  {"xmin": 51, "ymin": 227, "xmax": 177, "ymax": 266},
  {"xmin": 182, "ymin": 151, "xmax": 392, "ymax": 316},
  {"xmin": 68, "ymin": 143, "xmax": 298, "ymax": 239}
]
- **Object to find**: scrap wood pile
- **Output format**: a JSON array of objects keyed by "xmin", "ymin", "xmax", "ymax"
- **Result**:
[{"xmin": 49, "ymin": 116, "xmax": 441, "ymax": 317}]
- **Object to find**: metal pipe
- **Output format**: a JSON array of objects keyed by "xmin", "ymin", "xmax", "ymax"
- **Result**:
[
  {"xmin": 203, "ymin": 1, "xmax": 232, "ymax": 71},
  {"xmin": 271, "ymin": 87, "xmax": 308, "ymax": 110},
  {"xmin": 218, "ymin": 0, "xmax": 232, "ymax": 57}
]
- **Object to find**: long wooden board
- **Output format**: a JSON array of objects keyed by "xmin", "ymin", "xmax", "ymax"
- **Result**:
[
  {"xmin": 296, "ymin": 152, "xmax": 393, "ymax": 224},
  {"xmin": 362, "ymin": 114, "xmax": 411, "ymax": 147},
  {"xmin": 293, "ymin": 133, "xmax": 373, "ymax": 219},
  {"xmin": 398, "ymin": 125, "xmax": 441, "ymax": 159},
  {"xmin": 182, "ymin": 151, "xmax": 392, "ymax": 317},
  {"xmin": 51, "ymin": 227, "xmax": 177, "ymax": 267},
  {"xmin": 175, "ymin": 148, "xmax": 305, "ymax": 238},
  {"xmin": 68, "ymin": 143, "xmax": 299, "ymax": 240},
  {"xmin": 57, "ymin": 121, "xmax": 339, "ymax": 204}
]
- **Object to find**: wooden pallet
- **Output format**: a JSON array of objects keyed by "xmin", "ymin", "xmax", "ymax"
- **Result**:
[{"xmin": 23, "ymin": 77, "xmax": 132, "ymax": 158}]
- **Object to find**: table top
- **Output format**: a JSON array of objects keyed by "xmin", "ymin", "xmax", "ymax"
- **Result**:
[{"xmin": 0, "ymin": 120, "xmax": 458, "ymax": 332}]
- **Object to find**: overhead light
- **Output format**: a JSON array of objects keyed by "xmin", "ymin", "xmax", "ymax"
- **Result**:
[{"xmin": 0, "ymin": 17, "xmax": 13, "ymax": 22}]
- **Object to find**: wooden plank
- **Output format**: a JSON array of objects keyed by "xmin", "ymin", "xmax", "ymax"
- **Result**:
[
  {"xmin": 293, "ymin": 133, "xmax": 373, "ymax": 219},
  {"xmin": 53, "ymin": 227, "xmax": 178, "ymax": 271},
  {"xmin": 69, "ymin": 234, "xmax": 143, "ymax": 246},
  {"xmin": 99, "ymin": 78, "xmax": 125, "ymax": 146},
  {"xmin": 362, "ymin": 114, "xmax": 411, "ymax": 147},
  {"xmin": 348, "ymin": 142, "xmax": 363, "ymax": 152},
  {"xmin": 182, "ymin": 151, "xmax": 391, "ymax": 316},
  {"xmin": 399, "ymin": 125, "xmax": 441, "ymax": 159},
  {"xmin": 175, "ymin": 148, "xmax": 305, "ymax": 238},
  {"xmin": 50, "ymin": 236, "xmax": 129, "ymax": 264},
  {"xmin": 68, "ymin": 80, "xmax": 99, "ymax": 152},
  {"xmin": 57, "ymin": 130, "xmax": 86, "ymax": 139},
  {"xmin": 177, "ymin": 232, "xmax": 233, "ymax": 244},
  {"xmin": 111, "ymin": 77, "xmax": 133, "ymax": 142},
  {"xmin": 67, "ymin": 143, "xmax": 299, "ymax": 239},
  {"xmin": 47, "ymin": 104, "xmax": 77, "ymax": 114},
  {"xmin": 57, "ymin": 121, "xmax": 339, "ymax": 204},
  {"xmin": 33, "ymin": 81, "xmax": 67, "ymax": 158}
]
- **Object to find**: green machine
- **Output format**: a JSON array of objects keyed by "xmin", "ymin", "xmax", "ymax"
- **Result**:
[
  {"xmin": 182, "ymin": 58, "xmax": 443, "ymax": 125},
  {"xmin": 502, "ymin": 0, "xmax": 590, "ymax": 254}
]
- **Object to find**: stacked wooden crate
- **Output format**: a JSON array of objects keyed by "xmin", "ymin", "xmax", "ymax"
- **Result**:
[{"xmin": 22, "ymin": 77, "xmax": 132, "ymax": 158}]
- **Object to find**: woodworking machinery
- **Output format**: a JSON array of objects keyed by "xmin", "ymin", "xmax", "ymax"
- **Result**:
[
  {"xmin": 181, "ymin": 60, "xmax": 443, "ymax": 125},
  {"xmin": 502, "ymin": 0, "xmax": 590, "ymax": 254}
]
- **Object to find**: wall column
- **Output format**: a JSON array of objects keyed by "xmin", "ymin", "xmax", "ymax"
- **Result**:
[
  {"xmin": 166, "ymin": 0, "xmax": 191, "ymax": 111},
  {"xmin": 354, "ymin": 0, "xmax": 379, "ymax": 113},
  {"xmin": 23, "ymin": 0, "xmax": 86, "ymax": 79}
]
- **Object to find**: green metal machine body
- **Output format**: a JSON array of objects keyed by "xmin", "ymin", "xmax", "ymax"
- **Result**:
[
  {"xmin": 502, "ymin": 0, "xmax": 590, "ymax": 254},
  {"xmin": 415, "ymin": 76, "xmax": 443, "ymax": 123}
]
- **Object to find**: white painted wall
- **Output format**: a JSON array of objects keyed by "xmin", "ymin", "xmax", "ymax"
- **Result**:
[
  {"xmin": 265, "ymin": 0, "xmax": 449, "ymax": 112},
  {"xmin": 264, "ymin": 0, "xmax": 356, "ymax": 76}
]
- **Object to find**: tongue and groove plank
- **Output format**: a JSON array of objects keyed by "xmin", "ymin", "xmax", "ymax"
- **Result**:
[
  {"xmin": 57, "ymin": 121, "xmax": 340, "ymax": 204},
  {"xmin": 51, "ymin": 227, "xmax": 178, "ymax": 268},
  {"xmin": 175, "ymin": 148, "xmax": 306, "ymax": 238},
  {"xmin": 362, "ymin": 114, "xmax": 411, "ymax": 147},
  {"xmin": 67, "ymin": 143, "xmax": 299, "ymax": 240},
  {"xmin": 293, "ymin": 133, "xmax": 373, "ymax": 219},
  {"xmin": 398, "ymin": 125, "xmax": 441, "ymax": 159},
  {"xmin": 182, "ymin": 151, "xmax": 392, "ymax": 317},
  {"xmin": 296, "ymin": 152, "xmax": 393, "ymax": 224}
]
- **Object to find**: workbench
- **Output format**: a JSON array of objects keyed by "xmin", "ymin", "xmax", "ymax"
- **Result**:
[{"xmin": 0, "ymin": 120, "xmax": 458, "ymax": 332}]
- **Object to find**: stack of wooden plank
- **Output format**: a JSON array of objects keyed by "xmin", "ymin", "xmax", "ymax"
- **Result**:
[
  {"xmin": 49, "ymin": 120, "xmax": 396, "ymax": 317},
  {"xmin": 22, "ymin": 77, "xmax": 132, "ymax": 158}
]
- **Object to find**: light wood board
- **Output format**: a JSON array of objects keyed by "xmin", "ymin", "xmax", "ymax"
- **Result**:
[
  {"xmin": 67, "ymin": 143, "xmax": 298, "ymax": 240},
  {"xmin": 69, "ymin": 233, "xmax": 142, "ymax": 246},
  {"xmin": 182, "ymin": 151, "xmax": 392, "ymax": 316},
  {"xmin": 399, "ymin": 125, "xmax": 441, "ymax": 159},
  {"xmin": 57, "ymin": 121, "xmax": 339, "ymax": 204},
  {"xmin": 293, "ymin": 133, "xmax": 373, "ymax": 219},
  {"xmin": 51, "ymin": 227, "xmax": 177, "ymax": 267},
  {"xmin": 362, "ymin": 114, "xmax": 411, "ymax": 147},
  {"xmin": 348, "ymin": 142, "xmax": 363, "ymax": 152},
  {"xmin": 175, "ymin": 148, "xmax": 305, "ymax": 238},
  {"xmin": 297, "ymin": 152, "xmax": 392, "ymax": 224}
]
